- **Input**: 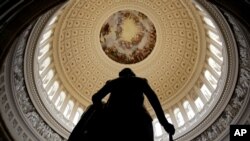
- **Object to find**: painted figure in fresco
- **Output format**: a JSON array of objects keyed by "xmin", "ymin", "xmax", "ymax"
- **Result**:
[{"xmin": 92, "ymin": 68, "xmax": 175, "ymax": 141}]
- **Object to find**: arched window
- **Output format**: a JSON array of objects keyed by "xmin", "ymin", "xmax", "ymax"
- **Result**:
[
  {"xmin": 39, "ymin": 57, "xmax": 51, "ymax": 73},
  {"xmin": 165, "ymin": 113, "xmax": 172, "ymax": 124},
  {"xmin": 42, "ymin": 69, "xmax": 54, "ymax": 87},
  {"xmin": 183, "ymin": 101, "xmax": 195, "ymax": 120},
  {"xmin": 194, "ymin": 97, "xmax": 204, "ymax": 112},
  {"xmin": 154, "ymin": 122, "xmax": 163, "ymax": 137},
  {"xmin": 55, "ymin": 91, "xmax": 66, "ymax": 110},
  {"xmin": 203, "ymin": 17, "xmax": 215, "ymax": 28},
  {"xmin": 64, "ymin": 100, "xmax": 74, "ymax": 119},
  {"xmin": 40, "ymin": 30, "xmax": 53, "ymax": 44},
  {"xmin": 207, "ymin": 30, "xmax": 222, "ymax": 46},
  {"xmin": 38, "ymin": 43, "xmax": 50, "ymax": 60},
  {"xmin": 174, "ymin": 108, "xmax": 184, "ymax": 127},
  {"xmin": 201, "ymin": 84, "xmax": 212, "ymax": 100},
  {"xmin": 208, "ymin": 58, "xmax": 221, "ymax": 75},
  {"xmin": 73, "ymin": 107, "xmax": 83, "ymax": 125},
  {"xmin": 47, "ymin": 81, "xmax": 59, "ymax": 99},
  {"xmin": 209, "ymin": 44, "xmax": 223, "ymax": 61},
  {"xmin": 205, "ymin": 69, "xmax": 217, "ymax": 88},
  {"xmin": 48, "ymin": 16, "xmax": 58, "ymax": 26}
]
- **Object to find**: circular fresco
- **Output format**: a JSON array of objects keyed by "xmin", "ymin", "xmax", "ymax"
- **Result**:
[{"xmin": 100, "ymin": 10, "xmax": 156, "ymax": 64}]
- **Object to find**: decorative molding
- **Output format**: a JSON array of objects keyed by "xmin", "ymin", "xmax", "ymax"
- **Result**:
[
  {"xmin": 24, "ymin": 5, "xmax": 69, "ymax": 138},
  {"xmin": 189, "ymin": 1, "xmax": 250, "ymax": 141},
  {"xmin": 0, "ymin": 24, "xmax": 44, "ymax": 141},
  {"xmin": 24, "ymin": 3, "xmax": 72, "ymax": 137},
  {"xmin": 11, "ymin": 23, "xmax": 67, "ymax": 141},
  {"xmin": 0, "ymin": 8, "xmax": 67, "ymax": 141},
  {"xmin": 175, "ymin": 0, "xmax": 240, "ymax": 140}
]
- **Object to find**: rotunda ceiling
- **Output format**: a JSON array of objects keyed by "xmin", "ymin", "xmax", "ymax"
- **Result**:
[{"xmin": 52, "ymin": 0, "xmax": 206, "ymax": 112}]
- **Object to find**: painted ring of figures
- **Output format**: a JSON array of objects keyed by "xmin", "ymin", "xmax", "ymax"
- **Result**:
[{"xmin": 100, "ymin": 10, "xmax": 156, "ymax": 64}]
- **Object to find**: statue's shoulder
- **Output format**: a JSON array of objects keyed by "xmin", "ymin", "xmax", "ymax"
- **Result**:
[{"xmin": 134, "ymin": 77, "xmax": 148, "ymax": 82}]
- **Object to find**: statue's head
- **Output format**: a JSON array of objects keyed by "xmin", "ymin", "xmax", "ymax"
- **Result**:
[{"xmin": 119, "ymin": 68, "xmax": 136, "ymax": 77}]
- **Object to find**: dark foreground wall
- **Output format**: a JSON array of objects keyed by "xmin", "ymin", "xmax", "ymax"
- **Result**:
[{"xmin": 0, "ymin": 0, "xmax": 67, "ymax": 68}]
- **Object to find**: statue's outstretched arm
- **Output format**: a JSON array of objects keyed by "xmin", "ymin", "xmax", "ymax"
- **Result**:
[{"xmin": 92, "ymin": 80, "xmax": 112, "ymax": 104}]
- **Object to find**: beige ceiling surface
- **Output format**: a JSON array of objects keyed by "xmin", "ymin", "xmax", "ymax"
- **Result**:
[{"xmin": 52, "ymin": 0, "xmax": 206, "ymax": 111}]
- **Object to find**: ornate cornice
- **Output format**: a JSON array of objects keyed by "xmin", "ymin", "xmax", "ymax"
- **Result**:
[
  {"xmin": 24, "ymin": 4, "xmax": 71, "ymax": 138},
  {"xmin": 0, "ymin": 5, "xmax": 68, "ymax": 141},
  {"xmin": 175, "ymin": 0, "xmax": 240, "ymax": 140},
  {"xmin": 187, "ymin": 1, "xmax": 250, "ymax": 141}
]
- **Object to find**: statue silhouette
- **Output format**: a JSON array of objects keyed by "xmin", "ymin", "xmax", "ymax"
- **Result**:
[{"xmin": 68, "ymin": 68, "xmax": 175, "ymax": 141}]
